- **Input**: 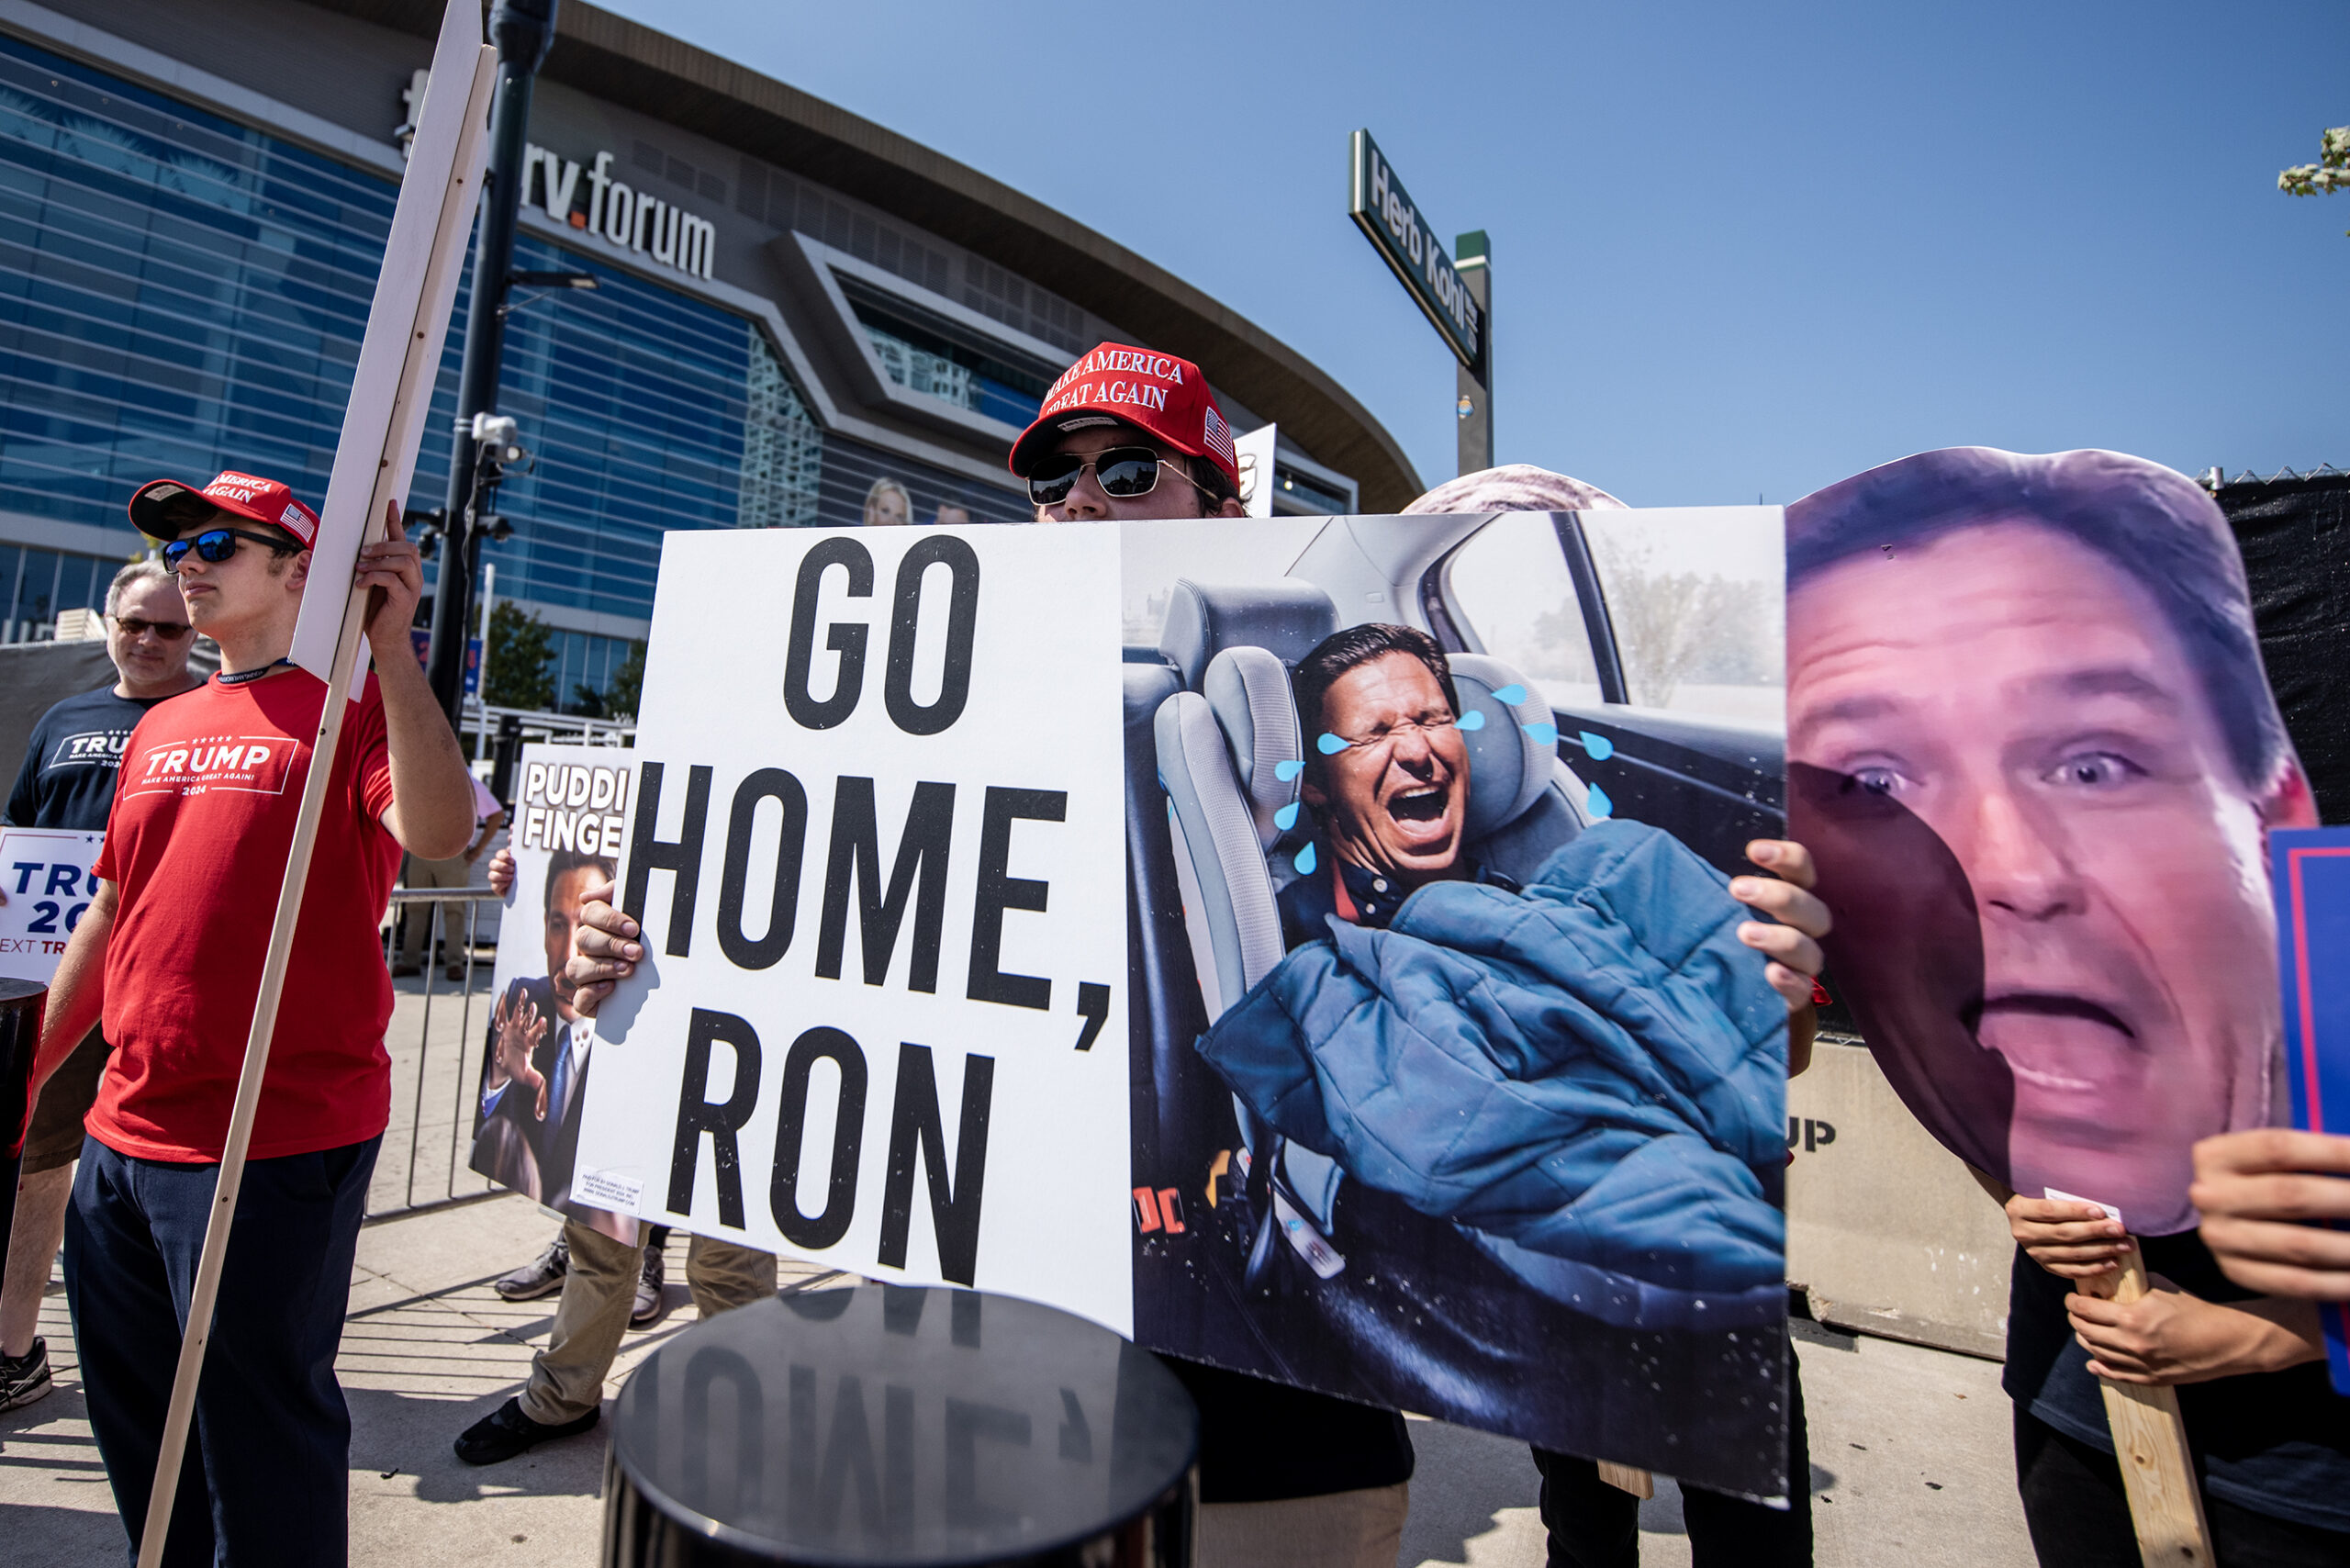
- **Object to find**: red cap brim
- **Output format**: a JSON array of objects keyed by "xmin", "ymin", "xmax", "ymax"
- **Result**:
[
  {"xmin": 1007, "ymin": 411, "xmax": 1197, "ymax": 480},
  {"xmin": 128, "ymin": 477, "xmax": 304, "ymax": 544}
]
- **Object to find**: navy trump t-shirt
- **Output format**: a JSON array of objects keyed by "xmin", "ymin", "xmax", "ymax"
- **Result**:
[
  {"xmin": 2005, "ymin": 1232, "xmax": 2350, "ymax": 1534},
  {"xmin": 6, "ymin": 685, "xmax": 184, "ymax": 831}
]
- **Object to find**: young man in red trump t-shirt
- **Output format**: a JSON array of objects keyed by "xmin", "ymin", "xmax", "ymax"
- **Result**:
[{"xmin": 30, "ymin": 470, "xmax": 478, "ymax": 1567}]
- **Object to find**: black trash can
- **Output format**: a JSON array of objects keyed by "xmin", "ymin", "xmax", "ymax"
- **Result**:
[
  {"xmin": 0, "ymin": 980, "xmax": 47, "ymax": 1271},
  {"xmin": 602, "ymin": 1283, "xmax": 1197, "ymax": 1568}
]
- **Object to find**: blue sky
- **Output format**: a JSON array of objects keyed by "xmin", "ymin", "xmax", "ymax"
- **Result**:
[{"xmin": 599, "ymin": 0, "xmax": 2350, "ymax": 506}]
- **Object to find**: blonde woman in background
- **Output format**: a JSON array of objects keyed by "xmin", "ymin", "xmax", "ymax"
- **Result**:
[{"xmin": 861, "ymin": 476, "xmax": 912, "ymax": 527}]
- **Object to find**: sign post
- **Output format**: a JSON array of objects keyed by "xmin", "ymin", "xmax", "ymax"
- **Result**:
[
  {"xmin": 1235, "ymin": 422, "xmax": 1278, "ymax": 518},
  {"xmin": 1454, "ymin": 230, "xmax": 1492, "ymax": 475},
  {"xmin": 1348, "ymin": 129, "xmax": 1491, "ymax": 476}
]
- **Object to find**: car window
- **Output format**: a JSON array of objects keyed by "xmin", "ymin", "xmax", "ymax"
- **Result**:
[
  {"xmin": 1118, "ymin": 517, "xmax": 1328, "ymax": 645},
  {"xmin": 1581, "ymin": 508, "xmax": 1785, "ymax": 729},
  {"xmin": 1439, "ymin": 513, "xmax": 1604, "ymax": 709}
]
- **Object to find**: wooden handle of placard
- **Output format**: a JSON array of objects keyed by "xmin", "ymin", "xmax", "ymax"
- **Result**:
[
  {"xmin": 2086, "ymin": 1243, "xmax": 2213, "ymax": 1568},
  {"xmin": 134, "ymin": 577, "xmax": 377, "ymax": 1568},
  {"xmin": 1596, "ymin": 1461, "xmax": 1655, "ymax": 1499}
]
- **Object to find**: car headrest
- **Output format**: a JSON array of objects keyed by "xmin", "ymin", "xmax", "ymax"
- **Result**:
[
  {"xmin": 1201, "ymin": 646, "xmax": 1303, "ymax": 849},
  {"xmin": 1448, "ymin": 654, "xmax": 1558, "ymax": 842},
  {"xmin": 1158, "ymin": 578, "xmax": 1338, "ymax": 690}
]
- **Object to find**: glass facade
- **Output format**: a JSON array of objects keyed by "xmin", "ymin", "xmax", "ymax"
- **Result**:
[
  {"xmin": 1273, "ymin": 463, "xmax": 1352, "ymax": 515},
  {"xmin": 0, "ymin": 39, "xmax": 396, "ymax": 531},
  {"xmin": 409, "ymin": 234, "xmax": 820, "ymax": 620},
  {"xmin": 0, "ymin": 31, "xmax": 1028, "ymax": 668},
  {"xmin": 2, "ymin": 542, "xmax": 118, "ymax": 640},
  {"xmin": 547, "ymin": 625, "xmax": 635, "ymax": 714},
  {"xmin": 0, "ymin": 31, "xmax": 398, "ymax": 637},
  {"xmin": 854, "ymin": 301, "xmax": 1047, "ymax": 430}
]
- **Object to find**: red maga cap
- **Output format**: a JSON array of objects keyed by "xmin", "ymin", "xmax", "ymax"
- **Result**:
[
  {"xmin": 1009, "ymin": 342, "xmax": 1239, "ymax": 492},
  {"xmin": 128, "ymin": 471, "xmax": 321, "ymax": 549}
]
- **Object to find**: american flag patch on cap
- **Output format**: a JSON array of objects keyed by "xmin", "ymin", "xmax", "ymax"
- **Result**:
[{"xmin": 1203, "ymin": 403, "xmax": 1237, "ymax": 468}]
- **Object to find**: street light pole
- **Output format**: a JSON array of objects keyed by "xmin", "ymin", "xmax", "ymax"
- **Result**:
[{"xmin": 427, "ymin": 0, "xmax": 558, "ymax": 730}]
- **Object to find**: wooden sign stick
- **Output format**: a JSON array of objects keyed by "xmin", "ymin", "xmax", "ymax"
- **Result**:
[
  {"xmin": 2085, "ymin": 1242, "xmax": 2213, "ymax": 1568},
  {"xmin": 132, "ymin": 10, "xmax": 495, "ymax": 1564},
  {"xmin": 1596, "ymin": 1461, "xmax": 1656, "ymax": 1499}
]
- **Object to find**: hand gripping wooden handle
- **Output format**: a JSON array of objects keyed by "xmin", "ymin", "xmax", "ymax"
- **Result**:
[{"xmin": 2085, "ymin": 1242, "xmax": 2213, "ymax": 1567}]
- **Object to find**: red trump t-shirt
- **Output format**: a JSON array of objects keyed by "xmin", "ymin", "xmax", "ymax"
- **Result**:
[{"xmin": 88, "ymin": 669, "xmax": 400, "ymax": 1162}]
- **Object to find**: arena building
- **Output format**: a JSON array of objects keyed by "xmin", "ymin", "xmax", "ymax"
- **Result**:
[{"xmin": 0, "ymin": 0, "xmax": 1417, "ymax": 705}]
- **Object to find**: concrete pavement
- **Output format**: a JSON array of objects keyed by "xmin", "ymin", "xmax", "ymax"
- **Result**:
[{"xmin": 1, "ymin": 1191, "xmax": 2036, "ymax": 1566}]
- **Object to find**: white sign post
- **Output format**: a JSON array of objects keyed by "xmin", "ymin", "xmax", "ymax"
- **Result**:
[
  {"xmin": 1234, "ymin": 422, "xmax": 1278, "ymax": 519},
  {"xmin": 133, "ymin": 6, "xmax": 496, "ymax": 1565},
  {"xmin": 576, "ymin": 525, "xmax": 1135, "ymax": 1332}
]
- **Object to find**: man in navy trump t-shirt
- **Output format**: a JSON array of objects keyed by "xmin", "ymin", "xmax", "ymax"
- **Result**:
[{"xmin": 0, "ymin": 557, "xmax": 201, "ymax": 1415}]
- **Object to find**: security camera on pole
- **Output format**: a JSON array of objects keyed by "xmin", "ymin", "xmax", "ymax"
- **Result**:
[
  {"xmin": 1348, "ymin": 130, "xmax": 1492, "ymax": 477},
  {"xmin": 426, "ymin": 0, "xmax": 561, "ymax": 731}
]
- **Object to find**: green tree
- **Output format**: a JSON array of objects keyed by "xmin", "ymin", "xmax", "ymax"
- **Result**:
[
  {"xmin": 484, "ymin": 600, "xmax": 554, "ymax": 711},
  {"xmin": 567, "ymin": 640, "xmax": 644, "ymax": 720},
  {"xmin": 2280, "ymin": 127, "xmax": 2350, "ymax": 233},
  {"xmin": 604, "ymin": 640, "xmax": 645, "ymax": 722}
]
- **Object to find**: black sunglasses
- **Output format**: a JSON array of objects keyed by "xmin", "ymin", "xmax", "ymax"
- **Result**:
[
  {"xmin": 110, "ymin": 614, "xmax": 194, "ymax": 639},
  {"xmin": 1027, "ymin": 446, "xmax": 1213, "ymax": 507},
  {"xmin": 161, "ymin": 527, "xmax": 297, "ymax": 573}
]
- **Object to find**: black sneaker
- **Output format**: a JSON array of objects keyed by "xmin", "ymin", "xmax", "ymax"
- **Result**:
[
  {"xmin": 493, "ymin": 1237, "xmax": 569, "ymax": 1302},
  {"xmin": 453, "ymin": 1396, "xmax": 599, "ymax": 1465},
  {"xmin": 0, "ymin": 1338, "xmax": 51, "ymax": 1411},
  {"xmin": 630, "ymin": 1242, "xmax": 666, "ymax": 1328}
]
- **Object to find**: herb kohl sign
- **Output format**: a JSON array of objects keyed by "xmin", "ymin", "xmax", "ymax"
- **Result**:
[{"xmin": 1348, "ymin": 129, "xmax": 1485, "ymax": 374}]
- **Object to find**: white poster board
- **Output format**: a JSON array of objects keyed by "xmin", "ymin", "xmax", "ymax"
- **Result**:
[
  {"xmin": 0, "ymin": 829, "xmax": 104, "ymax": 983},
  {"xmin": 287, "ymin": 6, "xmax": 496, "ymax": 696},
  {"xmin": 575, "ymin": 526, "xmax": 1131, "ymax": 1330},
  {"xmin": 569, "ymin": 511, "xmax": 1801, "ymax": 1498},
  {"xmin": 1234, "ymin": 422, "xmax": 1278, "ymax": 518}
]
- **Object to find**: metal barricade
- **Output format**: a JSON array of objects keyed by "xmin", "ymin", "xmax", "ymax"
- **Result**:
[{"xmin": 370, "ymin": 886, "xmax": 508, "ymax": 1222}]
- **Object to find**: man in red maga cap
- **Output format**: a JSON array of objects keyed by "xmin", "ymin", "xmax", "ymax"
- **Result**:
[
  {"xmin": 1015, "ymin": 354, "xmax": 1413, "ymax": 1561},
  {"xmin": 30, "ymin": 470, "xmax": 478, "ymax": 1565},
  {"xmin": 1012, "ymin": 343, "xmax": 1250, "ymax": 522}
]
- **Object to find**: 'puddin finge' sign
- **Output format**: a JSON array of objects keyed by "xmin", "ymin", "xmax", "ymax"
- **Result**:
[{"xmin": 574, "ymin": 527, "xmax": 1130, "ymax": 1331}]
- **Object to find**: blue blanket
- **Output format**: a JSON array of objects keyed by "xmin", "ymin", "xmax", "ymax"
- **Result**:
[{"xmin": 1197, "ymin": 820, "xmax": 1787, "ymax": 1327}]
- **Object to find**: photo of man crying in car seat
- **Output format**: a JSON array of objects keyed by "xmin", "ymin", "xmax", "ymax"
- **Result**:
[
  {"xmin": 1128, "ymin": 506, "xmax": 1819, "ymax": 1500},
  {"xmin": 1212, "ymin": 622, "xmax": 1785, "ymax": 1309}
]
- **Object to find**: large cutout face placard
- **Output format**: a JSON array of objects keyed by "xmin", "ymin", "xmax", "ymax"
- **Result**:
[{"xmin": 1786, "ymin": 448, "xmax": 2315, "ymax": 1234}]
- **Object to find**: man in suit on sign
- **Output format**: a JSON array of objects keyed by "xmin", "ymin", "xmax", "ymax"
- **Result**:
[{"xmin": 474, "ymin": 848, "xmax": 611, "ymax": 1219}]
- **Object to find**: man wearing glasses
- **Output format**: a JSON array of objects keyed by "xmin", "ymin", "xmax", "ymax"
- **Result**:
[
  {"xmin": 1017, "ymin": 342, "xmax": 1249, "ymax": 522},
  {"xmin": 0, "ymin": 558, "xmax": 203, "ymax": 1411},
  {"xmin": 27, "ymin": 469, "xmax": 479, "ymax": 1566}
]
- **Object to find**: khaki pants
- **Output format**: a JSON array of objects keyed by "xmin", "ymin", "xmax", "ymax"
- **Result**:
[
  {"xmin": 1196, "ymin": 1483, "xmax": 1410, "ymax": 1568},
  {"xmin": 397, "ymin": 853, "xmax": 475, "ymax": 968},
  {"xmin": 517, "ymin": 1219, "xmax": 777, "ymax": 1426}
]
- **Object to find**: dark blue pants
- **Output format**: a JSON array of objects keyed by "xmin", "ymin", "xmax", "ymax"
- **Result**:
[{"xmin": 64, "ymin": 1134, "xmax": 380, "ymax": 1568}]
